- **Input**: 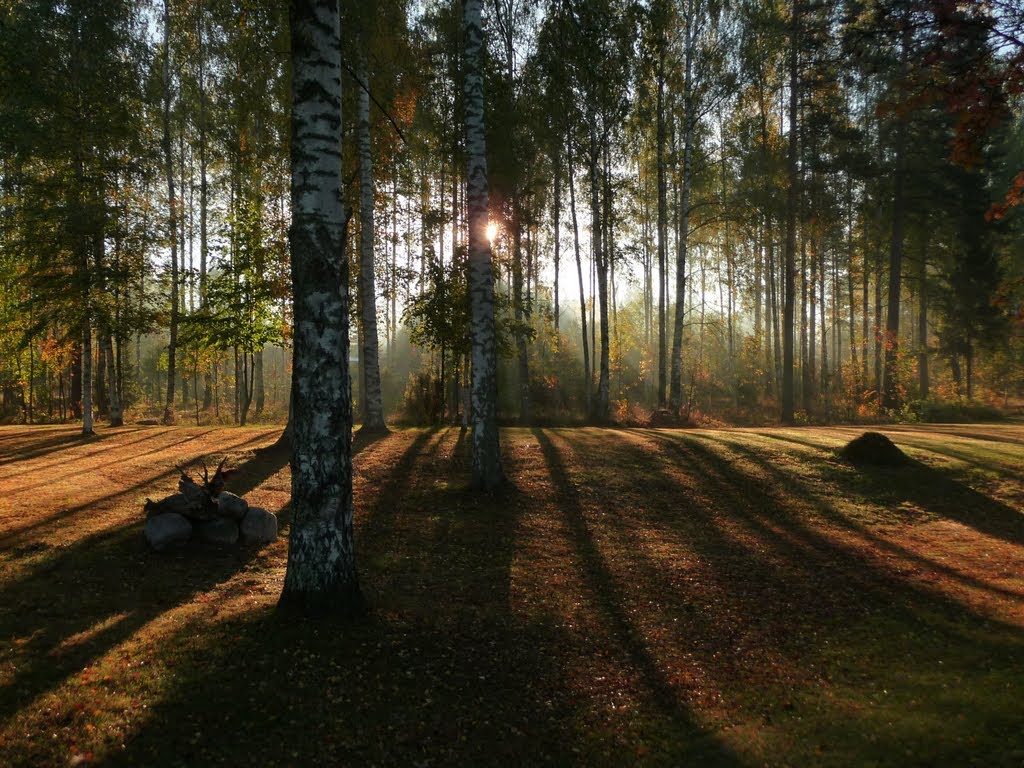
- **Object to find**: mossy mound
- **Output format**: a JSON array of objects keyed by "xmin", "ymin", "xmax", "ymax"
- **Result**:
[{"xmin": 839, "ymin": 431, "xmax": 911, "ymax": 467}]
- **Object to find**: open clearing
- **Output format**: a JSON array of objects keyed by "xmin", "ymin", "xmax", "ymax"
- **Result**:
[{"xmin": 1, "ymin": 423, "xmax": 1022, "ymax": 766}]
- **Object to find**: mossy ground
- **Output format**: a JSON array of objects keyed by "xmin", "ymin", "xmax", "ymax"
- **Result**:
[{"xmin": 0, "ymin": 422, "xmax": 1022, "ymax": 766}]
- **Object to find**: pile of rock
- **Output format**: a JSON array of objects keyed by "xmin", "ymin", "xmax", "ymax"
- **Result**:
[{"xmin": 143, "ymin": 461, "xmax": 278, "ymax": 551}]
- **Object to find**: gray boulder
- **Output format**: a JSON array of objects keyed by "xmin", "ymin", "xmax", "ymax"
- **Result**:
[
  {"xmin": 197, "ymin": 516, "xmax": 239, "ymax": 545},
  {"xmin": 145, "ymin": 513, "xmax": 193, "ymax": 551},
  {"xmin": 240, "ymin": 507, "xmax": 278, "ymax": 546},
  {"xmin": 217, "ymin": 491, "xmax": 249, "ymax": 520}
]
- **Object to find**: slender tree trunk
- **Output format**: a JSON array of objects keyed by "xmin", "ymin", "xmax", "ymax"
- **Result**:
[
  {"xmin": 199, "ymin": 11, "xmax": 213, "ymax": 411},
  {"xmin": 96, "ymin": 333, "xmax": 107, "ymax": 419},
  {"xmin": 669, "ymin": 7, "xmax": 695, "ymax": 414},
  {"xmin": 782, "ymin": 0, "xmax": 800, "ymax": 424},
  {"xmin": 71, "ymin": 341, "xmax": 82, "ymax": 420},
  {"xmin": 161, "ymin": 0, "xmax": 178, "ymax": 426},
  {"xmin": 279, "ymin": 0, "xmax": 362, "ymax": 616},
  {"xmin": 104, "ymin": 333, "xmax": 122, "ymax": 426},
  {"xmin": 463, "ymin": 0, "xmax": 503, "ymax": 489},
  {"xmin": 874, "ymin": 243, "xmax": 883, "ymax": 398},
  {"xmin": 82, "ymin": 320, "xmax": 93, "ymax": 435},
  {"xmin": 590, "ymin": 124, "xmax": 610, "ymax": 421},
  {"xmin": 656, "ymin": 35, "xmax": 668, "ymax": 408},
  {"xmin": 768, "ymin": 223, "xmax": 781, "ymax": 395},
  {"xmin": 965, "ymin": 342, "xmax": 973, "ymax": 400},
  {"xmin": 800, "ymin": 233, "xmax": 809, "ymax": 411},
  {"xmin": 568, "ymin": 136, "xmax": 591, "ymax": 414},
  {"xmin": 918, "ymin": 239, "xmax": 929, "ymax": 399},
  {"xmin": 882, "ymin": 11, "xmax": 910, "ymax": 411},
  {"xmin": 820, "ymin": 242, "xmax": 828, "ymax": 405},
  {"xmin": 254, "ymin": 349, "xmax": 265, "ymax": 417},
  {"xmin": 553, "ymin": 142, "xmax": 561, "ymax": 333},
  {"xmin": 356, "ymin": 57, "xmax": 388, "ymax": 432},
  {"xmin": 862, "ymin": 217, "xmax": 870, "ymax": 389},
  {"xmin": 513, "ymin": 203, "xmax": 531, "ymax": 423},
  {"xmin": 847, "ymin": 175, "xmax": 858, "ymax": 386}
]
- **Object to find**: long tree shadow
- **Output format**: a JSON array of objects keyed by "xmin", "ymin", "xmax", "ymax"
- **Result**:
[
  {"xmin": 750, "ymin": 430, "xmax": 1024, "ymax": 545},
  {"xmin": 883, "ymin": 423, "xmax": 1024, "ymax": 446},
  {"xmin": 7, "ymin": 429, "xmax": 228, "ymax": 495},
  {"xmin": 103, "ymin": 427, "xmax": 579, "ymax": 767},
  {"xmin": 0, "ymin": 427, "xmax": 169, "ymax": 469},
  {"xmin": 549, "ymin": 428, "xmax": 1024, "ymax": 764},
  {"xmin": 0, "ymin": 432, "xmax": 277, "ymax": 548},
  {"xmin": 532, "ymin": 428, "xmax": 743, "ymax": 765},
  {"xmin": 728, "ymin": 435, "xmax": 1024, "ymax": 600},
  {"xmin": 0, "ymin": 518, "xmax": 266, "ymax": 730}
]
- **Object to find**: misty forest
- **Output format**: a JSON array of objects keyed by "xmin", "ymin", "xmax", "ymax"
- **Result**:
[{"xmin": 1, "ymin": 0, "xmax": 1023, "ymax": 765}]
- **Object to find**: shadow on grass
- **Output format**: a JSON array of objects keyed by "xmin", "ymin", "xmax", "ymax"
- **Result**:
[
  {"xmin": 548, "ymin": 428, "xmax": 1024, "ymax": 765},
  {"xmin": 9, "ymin": 430, "xmax": 225, "ymax": 495},
  {"xmin": 104, "ymin": 428, "xmax": 578, "ymax": 767},
  {"xmin": 0, "ymin": 432, "xmax": 276, "ymax": 549},
  {"xmin": 532, "ymin": 428, "xmax": 743, "ymax": 765},
  {"xmin": 751, "ymin": 430, "xmax": 1024, "ymax": 546},
  {"xmin": 0, "ymin": 520, "xmax": 264, "ymax": 731},
  {"xmin": 0, "ymin": 427, "xmax": 167, "ymax": 470}
]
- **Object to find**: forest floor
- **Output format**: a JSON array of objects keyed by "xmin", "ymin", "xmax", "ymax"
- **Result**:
[{"xmin": 0, "ymin": 422, "xmax": 1022, "ymax": 766}]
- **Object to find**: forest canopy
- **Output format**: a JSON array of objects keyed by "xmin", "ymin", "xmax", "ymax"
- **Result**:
[{"xmin": 0, "ymin": 0, "xmax": 1021, "ymax": 429}]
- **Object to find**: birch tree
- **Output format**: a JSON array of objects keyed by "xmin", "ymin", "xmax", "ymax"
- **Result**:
[
  {"xmin": 463, "ymin": 0, "xmax": 504, "ymax": 490},
  {"xmin": 279, "ymin": 0, "xmax": 362, "ymax": 615}
]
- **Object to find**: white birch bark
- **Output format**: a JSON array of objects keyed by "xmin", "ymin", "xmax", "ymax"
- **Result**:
[
  {"xmin": 279, "ymin": 0, "xmax": 362, "ymax": 615},
  {"xmin": 463, "ymin": 0, "xmax": 503, "ymax": 489},
  {"xmin": 356, "ymin": 57, "xmax": 387, "ymax": 432}
]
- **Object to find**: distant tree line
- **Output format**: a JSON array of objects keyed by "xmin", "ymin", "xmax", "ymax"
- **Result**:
[{"xmin": 1, "ymin": 0, "xmax": 1021, "ymax": 434}]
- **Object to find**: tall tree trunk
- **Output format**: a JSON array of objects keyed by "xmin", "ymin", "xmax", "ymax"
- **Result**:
[
  {"xmin": 96, "ymin": 333, "xmax": 107, "ymax": 419},
  {"xmin": 669, "ymin": 6, "xmax": 695, "ymax": 414},
  {"xmin": 104, "ymin": 333, "xmax": 122, "ymax": 426},
  {"xmin": 513, "ymin": 204, "xmax": 531, "ymax": 423},
  {"xmin": 82, "ymin": 321, "xmax": 93, "ymax": 435},
  {"xmin": 918, "ymin": 239, "xmax": 929, "ymax": 399},
  {"xmin": 463, "ymin": 0, "xmax": 503, "ymax": 489},
  {"xmin": 98, "ymin": 210, "xmax": 122, "ymax": 428},
  {"xmin": 356, "ymin": 57, "xmax": 388, "ymax": 432},
  {"xmin": 782, "ymin": 0, "xmax": 800, "ymax": 425},
  {"xmin": 590, "ymin": 124, "xmax": 610, "ymax": 421},
  {"xmin": 568, "ymin": 135, "xmax": 591, "ymax": 414},
  {"xmin": 199, "ymin": 8, "xmax": 212, "ymax": 411},
  {"xmin": 768, "ymin": 222, "xmax": 781, "ymax": 395},
  {"xmin": 965, "ymin": 342, "xmax": 973, "ymax": 400},
  {"xmin": 847, "ymin": 175, "xmax": 858, "ymax": 387},
  {"xmin": 161, "ymin": 0, "xmax": 178, "ymax": 426},
  {"xmin": 819, "ymin": 242, "xmax": 828, "ymax": 405},
  {"xmin": 553, "ymin": 142, "xmax": 561, "ymax": 333},
  {"xmin": 656, "ymin": 33, "xmax": 668, "ymax": 408},
  {"xmin": 254, "ymin": 349, "xmax": 265, "ymax": 417},
  {"xmin": 882, "ymin": 11, "xmax": 910, "ymax": 412},
  {"xmin": 862, "ymin": 217, "xmax": 870, "ymax": 389},
  {"xmin": 800, "ymin": 231, "xmax": 810, "ymax": 411},
  {"xmin": 874, "ymin": 242, "xmax": 883, "ymax": 398},
  {"xmin": 279, "ymin": 0, "xmax": 362, "ymax": 616},
  {"xmin": 70, "ymin": 342, "xmax": 82, "ymax": 420}
]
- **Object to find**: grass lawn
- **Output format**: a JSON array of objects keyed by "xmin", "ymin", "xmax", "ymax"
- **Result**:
[{"xmin": 0, "ymin": 422, "xmax": 1022, "ymax": 766}]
